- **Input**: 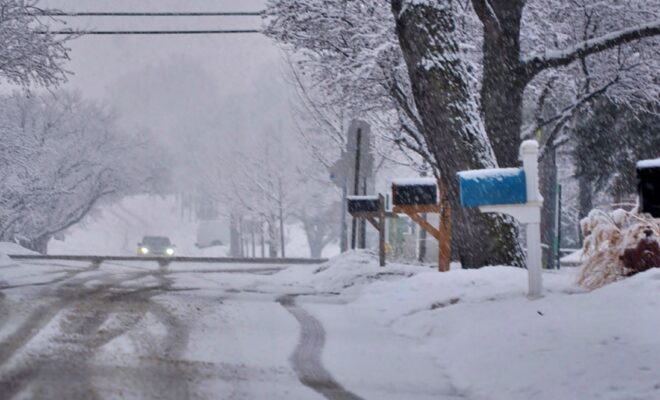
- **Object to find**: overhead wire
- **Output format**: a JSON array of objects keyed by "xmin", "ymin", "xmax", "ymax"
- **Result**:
[
  {"xmin": 33, "ymin": 9, "xmax": 265, "ymax": 35},
  {"xmin": 32, "ymin": 11, "xmax": 263, "ymax": 17}
]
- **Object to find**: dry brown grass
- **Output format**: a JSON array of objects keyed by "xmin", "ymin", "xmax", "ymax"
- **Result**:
[{"xmin": 576, "ymin": 208, "xmax": 660, "ymax": 290}]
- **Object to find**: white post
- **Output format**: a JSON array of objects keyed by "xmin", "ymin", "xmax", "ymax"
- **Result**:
[
  {"xmin": 520, "ymin": 140, "xmax": 543, "ymax": 299},
  {"xmin": 521, "ymin": 140, "xmax": 542, "ymax": 204}
]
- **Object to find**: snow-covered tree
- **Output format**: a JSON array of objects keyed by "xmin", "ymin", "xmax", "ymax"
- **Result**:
[
  {"xmin": 0, "ymin": 91, "xmax": 168, "ymax": 252},
  {"xmin": 265, "ymin": 0, "xmax": 660, "ymax": 267},
  {"xmin": 0, "ymin": 0, "xmax": 71, "ymax": 86}
]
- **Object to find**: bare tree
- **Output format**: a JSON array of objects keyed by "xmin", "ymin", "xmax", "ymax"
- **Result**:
[
  {"xmin": 0, "ymin": 0, "xmax": 71, "ymax": 86},
  {"xmin": 0, "ymin": 91, "xmax": 168, "ymax": 252}
]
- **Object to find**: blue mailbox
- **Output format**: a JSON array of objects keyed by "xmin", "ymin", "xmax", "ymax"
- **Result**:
[
  {"xmin": 458, "ymin": 168, "xmax": 527, "ymax": 207},
  {"xmin": 457, "ymin": 141, "xmax": 544, "ymax": 298}
]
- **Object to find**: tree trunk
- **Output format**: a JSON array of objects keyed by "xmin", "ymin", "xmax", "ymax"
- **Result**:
[
  {"xmin": 229, "ymin": 213, "xmax": 241, "ymax": 257},
  {"xmin": 268, "ymin": 214, "xmax": 278, "ymax": 258},
  {"xmin": 540, "ymin": 148, "xmax": 558, "ymax": 268},
  {"xmin": 477, "ymin": 0, "xmax": 526, "ymax": 167},
  {"xmin": 391, "ymin": 0, "xmax": 524, "ymax": 268},
  {"xmin": 578, "ymin": 175, "xmax": 593, "ymax": 220},
  {"xmin": 309, "ymin": 240, "xmax": 323, "ymax": 259}
]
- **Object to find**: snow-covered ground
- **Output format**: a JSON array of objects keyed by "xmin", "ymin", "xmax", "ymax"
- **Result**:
[
  {"xmin": 262, "ymin": 252, "xmax": 660, "ymax": 400},
  {"xmin": 0, "ymin": 247, "xmax": 658, "ymax": 399}
]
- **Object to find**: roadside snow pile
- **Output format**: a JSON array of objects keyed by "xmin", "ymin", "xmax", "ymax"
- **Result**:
[
  {"xmin": 308, "ymin": 251, "xmax": 660, "ymax": 400},
  {"xmin": 0, "ymin": 242, "xmax": 37, "ymax": 267},
  {"xmin": 271, "ymin": 250, "xmax": 430, "ymax": 294},
  {"xmin": 0, "ymin": 242, "xmax": 38, "ymax": 255},
  {"xmin": 390, "ymin": 269, "xmax": 660, "ymax": 400}
]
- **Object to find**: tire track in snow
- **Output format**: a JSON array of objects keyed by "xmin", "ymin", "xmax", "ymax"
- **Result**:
[{"xmin": 277, "ymin": 295, "xmax": 363, "ymax": 400}]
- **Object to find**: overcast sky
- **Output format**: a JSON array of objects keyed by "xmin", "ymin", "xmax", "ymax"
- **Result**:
[
  {"xmin": 35, "ymin": 0, "xmax": 297, "ymax": 189},
  {"xmin": 41, "ymin": 0, "xmax": 280, "ymax": 98}
]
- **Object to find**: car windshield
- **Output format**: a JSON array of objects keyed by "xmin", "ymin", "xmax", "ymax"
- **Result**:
[{"xmin": 142, "ymin": 237, "xmax": 171, "ymax": 247}]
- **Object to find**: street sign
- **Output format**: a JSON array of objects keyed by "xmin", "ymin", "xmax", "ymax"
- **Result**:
[{"xmin": 328, "ymin": 120, "xmax": 374, "ymax": 192}]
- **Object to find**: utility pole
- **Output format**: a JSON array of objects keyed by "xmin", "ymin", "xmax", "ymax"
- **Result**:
[
  {"xmin": 279, "ymin": 179, "xmax": 286, "ymax": 258},
  {"xmin": 340, "ymin": 178, "xmax": 348, "ymax": 252},
  {"xmin": 555, "ymin": 184, "xmax": 562, "ymax": 269},
  {"xmin": 358, "ymin": 178, "xmax": 367, "ymax": 249},
  {"xmin": 350, "ymin": 127, "xmax": 362, "ymax": 250}
]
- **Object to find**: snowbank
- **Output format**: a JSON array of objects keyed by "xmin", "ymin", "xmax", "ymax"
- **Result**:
[
  {"xmin": 281, "ymin": 251, "xmax": 660, "ymax": 400},
  {"xmin": 269, "ymin": 250, "xmax": 431, "ymax": 295},
  {"xmin": 0, "ymin": 242, "xmax": 38, "ymax": 256},
  {"xmin": 0, "ymin": 242, "xmax": 38, "ymax": 268}
]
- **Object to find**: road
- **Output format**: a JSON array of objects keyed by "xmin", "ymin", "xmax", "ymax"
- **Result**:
[{"xmin": 0, "ymin": 259, "xmax": 455, "ymax": 400}]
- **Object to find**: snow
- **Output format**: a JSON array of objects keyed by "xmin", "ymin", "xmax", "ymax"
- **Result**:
[
  {"xmin": 346, "ymin": 195, "xmax": 379, "ymax": 200},
  {"xmin": 560, "ymin": 249, "xmax": 583, "ymax": 266},
  {"xmin": 391, "ymin": 177, "xmax": 437, "ymax": 186},
  {"xmin": 266, "ymin": 251, "xmax": 660, "ymax": 400},
  {"xmin": 637, "ymin": 158, "xmax": 660, "ymax": 169},
  {"xmin": 0, "ymin": 242, "xmax": 38, "ymax": 255},
  {"xmin": 2, "ymin": 248, "xmax": 659, "ymax": 399},
  {"xmin": 457, "ymin": 167, "xmax": 522, "ymax": 180}
]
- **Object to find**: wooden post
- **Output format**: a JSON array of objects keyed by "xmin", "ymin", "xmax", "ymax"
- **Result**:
[
  {"xmin": 438, "ymin": 182, "xmax": 452, "ymax": 272},
  {"xmin": 379, "ymin": 194, "xmax": 386, "ymax": 267},
  {"xmin": 347, "ymin": 195, "xmax": 397, "ymax": 267}
]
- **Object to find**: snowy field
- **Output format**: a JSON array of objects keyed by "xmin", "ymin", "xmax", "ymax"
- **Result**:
[{"xmin": 0, "ymin": 249, "xmax": 658, "ymax": 399}]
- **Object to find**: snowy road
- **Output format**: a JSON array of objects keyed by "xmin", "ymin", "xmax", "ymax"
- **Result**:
[{"xmin": 0, "ymin": 259, "xmax": 450, "ymax": 400}]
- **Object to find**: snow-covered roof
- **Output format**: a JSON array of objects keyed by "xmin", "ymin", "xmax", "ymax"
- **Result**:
[
  {"xmin": 457, "ymin": 167, "xmax": 522, "ymax": 180},
  {"xmin": 391, "ymin": 177, "xmax": 437, "ymax": 187},
  {"xmin": 347, "ymin": 195, "xmax": 379, "ymax": 200},
  {"xmin": 637, "ymin": 158, "xmax": 660, "ymax": 169}
]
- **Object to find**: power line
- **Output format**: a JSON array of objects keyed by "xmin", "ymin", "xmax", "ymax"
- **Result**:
[
  {"xmin": 41, "ymin": 29, "xmax": 262, "ymax": 35},
  {"xmin": 33, "ymin": 11, "xmax": 263, "ymax": 17}
]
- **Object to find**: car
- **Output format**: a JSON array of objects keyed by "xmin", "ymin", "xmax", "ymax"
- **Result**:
[{"xmin": 138, "ymin": 236, "xmax": 175, "ymax": 256}]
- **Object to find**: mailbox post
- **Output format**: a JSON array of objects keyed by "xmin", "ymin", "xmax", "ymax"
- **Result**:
[
  {"xmin": 347, "ymin": 194, "xmax": 397, "ymax": 267},
  {"xmin": 458, "ymin": 140, "xmax": 544, "ymax": 298},
  {"xmin": 391, "ymin": 178, "xmax": 452, "ymax": 272}
]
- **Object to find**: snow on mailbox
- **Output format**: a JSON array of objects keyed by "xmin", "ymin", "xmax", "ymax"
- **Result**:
[
  {"xmin": 458, "ymin": 168, "xmax": 527, "ymax": 207},
  {"xmin": 347, "ymin": 195, "xmax": 381, "ymax": 213},
  {"xmin": 457, "ymin": 140, "xmax": 544, "ymax": 299},
  {"xmin": 391, "ymin": 178, "xmax": 438, "ymax": 206},
  {"xmin": 637, "ymin": 158, "xmax": 660, "ymax": 218}
]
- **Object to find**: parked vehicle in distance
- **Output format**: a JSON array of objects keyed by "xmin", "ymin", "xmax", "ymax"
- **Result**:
[{"xmin": 138, "ymin": 236, "xmax": 175, "ymax": 256}]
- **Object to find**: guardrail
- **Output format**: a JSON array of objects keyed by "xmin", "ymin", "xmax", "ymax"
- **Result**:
[{"xmin": 7, "ymin": 254, "xmax": 328, "ymax": 265}]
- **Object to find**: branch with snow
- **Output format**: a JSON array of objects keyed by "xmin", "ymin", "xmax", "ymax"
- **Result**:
[{"xmin": 522, "ymin": 19, "xmax": 660, "ymax": 81}]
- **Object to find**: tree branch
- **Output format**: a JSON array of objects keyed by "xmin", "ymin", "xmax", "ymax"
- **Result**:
[
  {"xmin": 522, "ymin": 19, "xmax": 660, "ymax": 81},
  {"xmin": 471, "ymin": 0, "xmax": 502, "ymax": 31}
]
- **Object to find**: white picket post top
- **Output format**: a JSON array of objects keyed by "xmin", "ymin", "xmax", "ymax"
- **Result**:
[{"xmin": 521, "ymin": 140, "xmax": 542, "ymax": 204}]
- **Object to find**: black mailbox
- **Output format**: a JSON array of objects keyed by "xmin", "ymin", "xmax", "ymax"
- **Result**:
[
  {"xmin": 347, "ymin": 196, "xmax": 380, "ymax": 213},
  {"xmin": 638, "ymin": 160, "xmax": 660, "ymax": 218},
  {"xmin": 392, "ymin": 179, "xmax": 438, "ymax": 206}
]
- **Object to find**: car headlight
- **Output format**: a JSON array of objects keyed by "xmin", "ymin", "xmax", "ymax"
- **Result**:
[
  {"xmin": 165, "ymin": 248, "xmax": 174, "ymax": 256},
  {"xmin": 140, "ymin": 247, "xmax": 149, "ymax": 254}
]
